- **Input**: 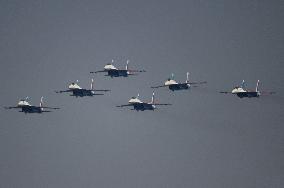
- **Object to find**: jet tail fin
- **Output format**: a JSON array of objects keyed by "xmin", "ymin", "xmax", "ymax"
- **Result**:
[
  {"xmin": 186, "ymin": 72, "xmax": 189, "ymax": 83},
  {"xmin": 91, "ymin": 78, "xmax": 94, "ymax": 90},
  {"xmin": 241, "ymin": 80, "xmax": 245, "ymax": 88},
  {"xmin": 126, "ymin": 60, "xmax": 129, "ymax": 70},
  {"xmin": 256, "ymin": 80, "xmax": 260, "ymax": 92},
  {"xmin": 151, "ymin": 92, "xmax": 155, "ymax": 104},
  {"xmin": 40, "ymin": 96, "xmax": 44, "ymax": 110}
]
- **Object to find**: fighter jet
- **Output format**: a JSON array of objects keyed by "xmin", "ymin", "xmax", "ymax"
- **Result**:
[
  {"xmin": 151, "ymin": 72, "xmax": 207, "ymax": 91},
  {"xmin": 220, "ymin": 80, "xmax": 275, "ymax": 98},
  {"xmin": 55, "ymin": 79, "xmax": 110, "ymax": 97},
  {"xmin": 90, "ymin": 59, "xmax": 146, "ymax": 77},
  {"xmin": 116, "ymin": 92, "xmax": 171, "ymax": 111},
  {"xmin": 4, "ymin": 97, "xmax": 59, "ymax": 114}
]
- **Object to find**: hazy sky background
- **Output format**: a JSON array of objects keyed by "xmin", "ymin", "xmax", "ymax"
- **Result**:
[{"xmin": 1, "ymin": 0, "xmax": 284, "ymax": 187}]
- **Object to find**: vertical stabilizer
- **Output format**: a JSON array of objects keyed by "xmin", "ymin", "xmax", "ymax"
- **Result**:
[
  {"xmin": 241, "ymin": 80, "xmax": 245, "ymax": 88},
  {"xmin": 91, "ymin": 78, "xmax": 94, "ymax": 90},
  {"xmin": 186, "ymin": 72, "xmax": 189, "ymax": 83},
  {"xmin": 126, "ymin": 60, "xmax": 129, "ymax": 70},
  {"xmin": 137, "ymin": 93, "xmax": 140, "ymax": 99},
  {"xmin": 256, "ymin": 80, "xmax": 260, "ymax": 92},
  {"xmin": 40, "ymin": 96, "xmax": 44, "ymax": 110},
  {"xmin": 151, "ymin": 92, "xmax": 155, "ymax": 104}
]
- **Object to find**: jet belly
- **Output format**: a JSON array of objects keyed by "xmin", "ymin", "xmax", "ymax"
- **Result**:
[
  {"xmin": 21, "ymin": 106, "xmax": 41, "ymax": 113},
  {"xmin": 169, "ymin": 83, "xmax": 189, "ymax": 91},
  {"xmin": 236, "ymin": 92, "xmax": 258, "ymax": 98},
  {"xmin": 107, "ymin": 70, "xmax": 128, "ymax": 77},
  {"xmin": 72, "ymin": 89, "xmax": 92, "ymax": 97},
  {"xmin": 133, "ymin": 103, "xmax": 154, "ymax": 111}
]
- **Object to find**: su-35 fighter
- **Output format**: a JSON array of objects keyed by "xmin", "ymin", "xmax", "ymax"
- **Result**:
[
  {"xmin": 4, "ymin": 97, "xmax": 59, "ymax": 114},
  {"xmin": 116, "ymin": 92, "xmax": 171, "ymax": 111},
  {"xmin": 151, "ymin": 72, "xmax": 206, "ymax": 91},
  {"xmin": 90, "ymin": 59, "xmax": 146, "ymax": 78},
  {"xmin": 220, "ymin": 80, "xmax": 275, "ymax": 98},
  {"xmin": 55, "ymin": 79, "xmax": 110, "ymax": 97}
]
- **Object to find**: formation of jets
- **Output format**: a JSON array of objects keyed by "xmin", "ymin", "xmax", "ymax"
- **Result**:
[{"xmin": 4, "ymin": 59, "xmax": 276, "ymax": 114}]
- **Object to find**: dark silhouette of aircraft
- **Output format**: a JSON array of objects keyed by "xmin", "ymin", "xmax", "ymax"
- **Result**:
[
  {"xmin": 4, "ymin": 97, "xmax": 59, "ymax": 114},
  {"xmin": 55, "ymin": 79, "xmax": 110, "ymax": 97},
  {"xmin": 116, "ymin": 92, "xmax": 171, "ymax": 111},
  {"xmin": 151, "ymin": 72, "xmax": 206, "ymax": 91},
  {"xmin": 90, "ymin": 59, "xmax": 145, "ymax": 78}
]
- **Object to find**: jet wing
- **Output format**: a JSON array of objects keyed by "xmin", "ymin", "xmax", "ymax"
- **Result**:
[
  {"xmin": 151, "ymin": 85, "xmax": 168, "ymax": 89},
  {"xmin": 55, "ymin": 89, "xmax": 73, "ymax": 93},
  {"xmin": 126, "ymin": 73, "xmax": 139, "ymax": 76},
  {"xmin": 41, "ymin": 106, "xmax": 60, "ymax": 110},
  {"xmin": 90, "ymin": 70, "xmax": 107, "ymax": 74},
  {"xmin": 40, "ymin": 110, "xmax": 52, "ymax": 112},
  {"xmin": 4, "ymin": 106, "xmax": 21, "ymax": 109},
  {"xmin": 127, "ymin": 69, "xmax": 146, "ymax": 73},
  {"xmin": 219, "ymin": 91, "xmax": 232, "ymax": 94},
  {"xmin": 153, "ymin": 103, "xmax": 172, "ymax": 106},
  {"xmin": 259, "ymin": 91, "xmax": 276, "ymax": 96},
  {"xmin": 92, "ymin": 89, "xmax": 111, "ymax": 92},
  {"xmin": 188, "ymin": 81, "xmax": 207, "ymax": 85},
  {"xmin": 116, "ymin": 104, "xmax": 133, "ymax": 107}
]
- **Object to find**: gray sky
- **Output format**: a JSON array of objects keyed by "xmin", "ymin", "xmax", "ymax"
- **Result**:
[{"xmin": 1, "ymin": 0, "xmax": 284, "ymax": 187}]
